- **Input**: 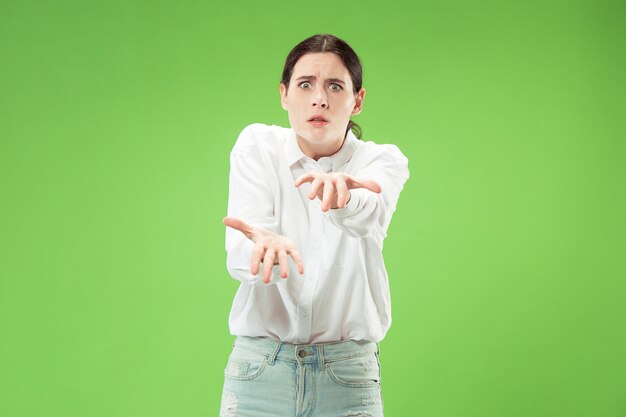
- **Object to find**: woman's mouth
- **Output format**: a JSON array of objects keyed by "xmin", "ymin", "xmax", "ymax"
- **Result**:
[
  {"xmin": 308, "ymin": 120, "xmax": 329, "ymax": 126},
  {"xmin": 308, "ymin": 116, "xmax": 329, "ymax": 127}
]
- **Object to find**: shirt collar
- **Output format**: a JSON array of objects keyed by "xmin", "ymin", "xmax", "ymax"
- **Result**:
[{"xmin": 284, "ymin": 128, "xmax": 359, "ymax": 170}]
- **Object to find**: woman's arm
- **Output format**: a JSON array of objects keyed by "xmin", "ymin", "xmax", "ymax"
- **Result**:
[
  {"xmin": 295, "ymin": 144, "xmax": 409, "ymax": 240},
  {"xmin": 225, "ymin": 127, "xmax": 304, "ymax": 285}
]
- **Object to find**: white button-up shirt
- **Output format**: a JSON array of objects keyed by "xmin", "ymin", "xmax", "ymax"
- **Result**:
[{"xmin": 225, "ymin": 123, "xmax": 409, "ymax": 344}]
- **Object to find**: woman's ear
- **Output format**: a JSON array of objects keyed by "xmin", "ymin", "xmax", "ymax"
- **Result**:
[
  {"xmin": 351, "ymin": 88, "xmax": 366, "ymax": 116},
  {"xmin": 279, "ymin": 83, "xmax": 288, "ymax": 111}
]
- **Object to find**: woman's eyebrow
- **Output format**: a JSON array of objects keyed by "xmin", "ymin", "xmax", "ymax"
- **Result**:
[{"xmin": 295, "ymin": 75, "xmax": 346, "ymax": 85}]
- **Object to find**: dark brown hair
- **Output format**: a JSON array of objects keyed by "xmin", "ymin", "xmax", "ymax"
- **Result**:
[{"xmin": 280, "ymin": 34, "xmax": 364, "ymax": 139}]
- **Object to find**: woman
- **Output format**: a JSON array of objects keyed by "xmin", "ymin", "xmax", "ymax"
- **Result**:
[{"xmin": 219, "ymin": 33, "xmax": 409, "ymax": 417}]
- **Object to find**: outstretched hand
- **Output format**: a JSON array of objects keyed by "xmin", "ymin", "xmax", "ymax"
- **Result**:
[
  {"xmin": 223, "ymin": 216, "xmax": 304, "ymax": 283},
  {"xmin": 294, "ymin": 172, "xmax": 382, "ymax": 212}
]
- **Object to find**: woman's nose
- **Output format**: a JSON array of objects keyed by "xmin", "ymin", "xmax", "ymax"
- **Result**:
[{"xmin": 312, "ymin": 87, "xmax": 328, "ymax": 108}]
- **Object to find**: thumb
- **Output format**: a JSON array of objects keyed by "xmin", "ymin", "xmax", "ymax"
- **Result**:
[
  {"xmin": 223, "ymin": 216, "xmax": 255, "ymax": 240},
  {"xmin": 347, "ymin": 176, "xmax": 382, "ymax": 194}
]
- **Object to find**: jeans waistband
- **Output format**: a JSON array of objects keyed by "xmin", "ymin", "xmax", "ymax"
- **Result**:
[{"xmin": 233, "ymin": 336, "xmax": 380, "ymax": 369}]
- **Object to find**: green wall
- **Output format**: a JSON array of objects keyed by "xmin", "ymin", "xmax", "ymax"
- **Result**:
[{"xmin": 1, "ymin": 0, "xmax": 624, "ymax": 416}]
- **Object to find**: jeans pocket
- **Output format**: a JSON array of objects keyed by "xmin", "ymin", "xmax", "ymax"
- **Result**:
[
  {"xmin": 325, "ymin": 353, "xmax": 381, "ymax": 388},
  {"xmin": 224, "ymin": 345, "xmax": 268, "ymax": 381}
]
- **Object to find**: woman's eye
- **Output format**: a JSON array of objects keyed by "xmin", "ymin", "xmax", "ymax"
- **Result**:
[
  {"xmin": 300, "ymin": 82, "xmax": 311, "ymax": 89},
  {"xmin": 330, "ymin": 83, "xmax": 342, "ymax": 91}
]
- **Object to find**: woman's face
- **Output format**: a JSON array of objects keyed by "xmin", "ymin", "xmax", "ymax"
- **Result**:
[{"xmin": 280, "ymin": 52, "xmax": 365, "ymax": 159}]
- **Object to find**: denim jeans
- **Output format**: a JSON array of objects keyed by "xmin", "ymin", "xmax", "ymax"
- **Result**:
[{"xmin": 219, "ymin": 335, "xmax": 385, "ymax": 417}]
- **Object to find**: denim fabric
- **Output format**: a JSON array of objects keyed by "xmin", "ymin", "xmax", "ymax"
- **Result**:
[{"xmin": 219, "ymin": 336, "xmax": 384, "ymax": 417}]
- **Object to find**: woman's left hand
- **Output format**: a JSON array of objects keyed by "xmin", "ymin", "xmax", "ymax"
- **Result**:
[{"xmin": 294, "ymin": 172, "xmax": 381, "ymax": 212}]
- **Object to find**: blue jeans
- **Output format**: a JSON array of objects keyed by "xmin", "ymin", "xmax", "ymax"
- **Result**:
[{"xmin": 219, "ymin": 336, "xmax": 385, "ymax": 417}]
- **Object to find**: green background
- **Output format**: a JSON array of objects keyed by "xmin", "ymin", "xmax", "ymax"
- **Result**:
[{"xmin": 1, "ymin": 0, "xmax": 625, "ymax": 416}]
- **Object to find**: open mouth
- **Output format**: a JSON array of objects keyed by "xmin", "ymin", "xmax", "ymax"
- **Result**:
[{"xmin": 308, "ymin": 115, "xmax": 329, "ymax": 126}]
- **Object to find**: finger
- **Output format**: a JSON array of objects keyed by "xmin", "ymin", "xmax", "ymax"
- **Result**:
[
  {"xmin": 294, "ymin": 172, "xmax": 315, "ymax": 187},
  {"xmin": 223, "ymin": 216, "xmax": 255, "ymax": 240},
  {"xmin": 250, "ymin": 243, "xmax": 265, "ymax": 276},
  {"xmin": 288, "ymin": 248, "xmax": 305, "ymax": 275},
  {"xmin": 309, "ymin": 177, "xmax": 323, "ymax": 200},
  {"xmin": 262, "ymin": 247, "xmax": 276, "ymax": 283},
  {"xmin": 321, "ymin": 180, "xmax": 334, "ymax": 212},
  {"xmin": 347, "ymin": 177, "xmax": 382, "ymax": 194},
  {"xmin": 335, "ymin": 180, "xmax": 349, "ymax": 208},
  {"xmin": 277, "ymin": 249, "xmax": 289, "ymax": 278}
]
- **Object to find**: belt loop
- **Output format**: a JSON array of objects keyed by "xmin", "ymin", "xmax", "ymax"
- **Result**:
[
  {"xmin": 267, "ymin": 339, "xmax": 282, "ymax": 366},
  {"xmin": 317, "ymin": 344, "xmax": 325, "ymax": 370}
]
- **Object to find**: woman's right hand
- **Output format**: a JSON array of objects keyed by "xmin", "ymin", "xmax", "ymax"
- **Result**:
[{"xmin": 223, "ymin": 216, "xmax": 305, "ymax": 283}]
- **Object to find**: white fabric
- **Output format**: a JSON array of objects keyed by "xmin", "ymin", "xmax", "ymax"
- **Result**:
[{"xmin": 225, "ymin": 123, "xmax": 410, "ymax": 344}]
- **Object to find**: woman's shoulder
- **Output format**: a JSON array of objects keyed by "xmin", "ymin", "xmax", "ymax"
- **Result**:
[
  {"xmin": 232, "ymin": 123, "xmax": 289, "ymax": 155},
  {"xmin": 356, "ymin": 137, "xmax": 408, "ymax": 164}
]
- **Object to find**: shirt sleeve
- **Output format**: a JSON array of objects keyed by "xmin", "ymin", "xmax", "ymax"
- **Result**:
[
  {"xmin": 224, "ymin": 127, "xmax": 283, "ymax": 286},
  {"xmin": 324, "ymin": 143, "xmax": 409, "ymax": 241}
]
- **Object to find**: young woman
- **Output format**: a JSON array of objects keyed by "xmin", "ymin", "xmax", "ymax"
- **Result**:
[{"xmin": 219, "ymin": 33, "xmax": 409, "ymax": 417}]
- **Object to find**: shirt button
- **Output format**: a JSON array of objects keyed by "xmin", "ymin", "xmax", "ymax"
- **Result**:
[
  {"xmin": 319, "ymin": 158, "xmax": 332, "ymax": 172},
  {"xmin": 302, "ymin": 311, "xmax": 308, "ymax": 317}
]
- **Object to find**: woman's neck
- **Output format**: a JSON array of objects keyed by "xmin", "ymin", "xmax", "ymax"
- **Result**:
[{"xmin": 296, "ymin": 135, "xmax": 345, "ymax": 161}]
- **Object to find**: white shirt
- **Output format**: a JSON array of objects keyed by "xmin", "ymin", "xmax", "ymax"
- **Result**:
[{"xmin": 224, "ymin": 123, "xmax": 410, "ymax": 344}]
